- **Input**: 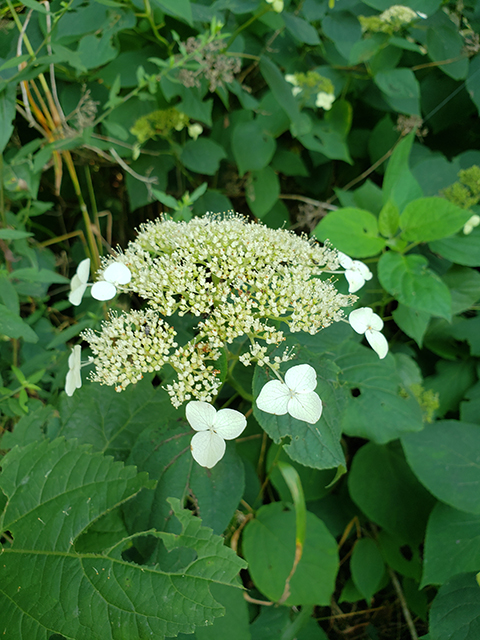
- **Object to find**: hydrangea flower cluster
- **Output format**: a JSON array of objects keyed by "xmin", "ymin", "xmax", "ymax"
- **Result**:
[{"xmin": 80, "ymin": 213, "xmax": 354, "ymax": 407}]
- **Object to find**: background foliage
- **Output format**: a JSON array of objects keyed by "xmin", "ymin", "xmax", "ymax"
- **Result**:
[{"xmin": 1, "ymin": 0, "xmax": 480, "ymax": 638}]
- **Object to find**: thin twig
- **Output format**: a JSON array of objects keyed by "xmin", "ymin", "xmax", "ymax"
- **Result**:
[
  {"xmin": 389, "ymin": 568, "xmax": 419, "ymax": 640},
  {"xmin": 280, "ymin": 194, "xmax": 338, "ymax": 210},
  {"xmin": 16, "ymin": 8, "xmax": 35, "ymax": 126}
]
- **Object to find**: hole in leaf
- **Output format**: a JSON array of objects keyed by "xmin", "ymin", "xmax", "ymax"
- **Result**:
[
  {"xmin": 399, "ymin": 544, "xmax": 413, "ymax": 561},
  {"xmin": 350, "ymin": 387, "xmax": 361, "ymax": 397}
]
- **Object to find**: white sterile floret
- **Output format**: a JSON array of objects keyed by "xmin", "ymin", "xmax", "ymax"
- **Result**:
[
  {"xmin": 315, "ymin": 92, "xmax": 335, "ymax": 110},
  {"xmin": 91, "ymin": 262, "xmax": 132, "ymax": 301},
  {"xmin": 65, "ymin": 345, "xmax": 82, "ymax": 396},
  {"xmin": 188, "ymin": 123, "xmax": 203, "ymax": 140},
  {"xmin": 256, "ymin": 363, "xmax": 322, "ymax": 424},
  {"xmin": 69, "ymin": 258, "xmax": 90, "ymax": 306},
  {"xmin": 338, "ymin": 252, "xmax": 373, "ymax": 293},
  {"xmin": 266, "ymin": 0, "xmax": 283, "ymax": 12},
  {"xmin": 463, "ymin": 214, "xmax": 480, "ymax": 235},
  {"xmin": 349, "ymin": 307, "xmax": 388, "ymax": 359},
  {"xmin": 186, "ymin": 401, "xmax": 247, "ymax": 468}
]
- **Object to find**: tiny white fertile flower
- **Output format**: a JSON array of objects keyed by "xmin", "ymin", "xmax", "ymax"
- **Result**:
[
  {"xmin": 349, "ymin": 307, "xmax": 388, "ymax": 359},
  {"xmin": 315, "ymin": 92, "xmax": 335, "ymax": 110},
  {"xmin": 256, "ymin": 364, "xmax": 322, "ymax": 424},
  {"xmin": 463, "ymin": 214, "xmax": 480, "ymax": 235},
  {"xmin": 91, "ymin": 262, "xmax": 132, "ymax": 301},
  {"xmin": 186, "ymin": 401, "xmax": 247, "ymax": 468},
  {"xmin": 69, "ymin": 258, "xmax": 90, "ymax": 306},
  {"xmin": 338, "ymin": 252, "xmax": 373, "ymax": 293},
  {"xmin": 65, "ymin": 345, "xmax": 82, "ymax": 396},
  {"xmin": 188, "ymin": 123, "xmax": 203, "ymax": 140}
]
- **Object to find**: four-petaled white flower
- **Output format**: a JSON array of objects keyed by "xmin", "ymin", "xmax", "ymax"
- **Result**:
[
  {"xmin": 463, "ymin": 214, "xmax": 480, "ymax": 235},
  {"xmin": 349, "ymin": 307, "xmax": 388, "ymax": 359},
  {"xmin": 91, "ymin": 262, "xmax": 132, "ymax": 301},
  {"xmin": 186, "ymin": 401, "xmax": 247, "ymax": 468},
  {"xmin": 338, "ymin": 252, "xmax": 373, "ymax": 293},
  {"xmin": 65, "ymin": 345, "xmax": 82, "ymax": 396},
  {"xmin": 69, "ymin": 258, "xmax": 90, "ymax": 306},
  {"xmin": 256, "ymin": 364, "xmax": 322, "ymax": 425},
  {"xmin": 315, "ymin": 92, "xmax": 335, "ymax": 110}
]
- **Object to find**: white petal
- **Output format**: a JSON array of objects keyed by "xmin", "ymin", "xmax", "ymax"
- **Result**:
[
  {"xmin": 65, "ymin": 346, "xmax": 82, "ymax": 396},
  {"xmin": 76, "ymin": 258, "xmax": 91, "ymax": 284},
  {"xmin": 352, "ymin": 260, "xmax": 373, "ymax": 281},
  {"xmin": 337, "ymin": 252, "xmax": 353, "ymax": 269},
  {"xmin": 368, "ymin": 312, "xmax": 384, "ymax": 332},
  {"xmin": 186, "ymin": 401, "xmax": 216, "ymax": 432},
  {"xmin": 285, "ymin": 364, "xmax": 317, "ymax": 393},
  {"xmin": 214, "ymin": 408, "xmax": 247, "ymax": 440},
  {"xmin": 69, "ymin": 277, "xmax": 87, "ymax": 306},
  {"xmin": 104, "ymin": 262, "xmax": 131, "ymax": 285},
  {"xmin": 288, "ymin": 391, "xmax": 323, "ymax": 424},
  {"xmin": 344, "ymin": 270, "xmax": 366, "ymax": 294},
  {"xmin": 256, "ymin": 380, "xmax": 290, "ymax": 415},
  {"xmin": 365, "ymin": 329, "xmax": 389, "ymax": 359},
  {"xmin": 349, "ymin": 307, "xmax": 373, "ymax": 334},
  {"xmin": 191, "ymin": 431, "xmax": 226, "ymax": 468},
  {"xmin": 91, "ymin": 281, "xmax": 117, "ymax": 301}
]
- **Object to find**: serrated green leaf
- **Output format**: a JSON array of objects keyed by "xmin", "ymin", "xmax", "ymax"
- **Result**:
[
  {"xmin": 402, "ymin": 420, "xmax": 480, "ymax": 514},
  {"xmin": 378, "ymin": 200, "xmax": 400, "ymax": 238},
  {"xmin": 430, "ymin": 226, "xmax": 480, "ymax": 266},
  {"xmin": 313, "ymin": 208, "xmax": 385, "ymax": 258},
  {"xmin": 378, "ymin": 252, "xmax": 452, "ymax": 320},
  {"xmin": 423, "ymin": 502, "xmax": 480, "ymax": 587},
  {"xmin": 392, "ymin": 303, "xmax": 431, "ymax": 348},
  {"xmin": 348, "ymin": 442, "xmax": 436, "ymax": 544},
  {"xmin": 400, "ymin": 198, "xmax": 472, "ymax": 242},
  {"xmin": 55, "ymin": 378, "xmax": 179, "ymax": 460},
  {"xmin": 0, "ymin": 439, "xmax": 245, "ymax": 639},
  {"xmin": 429, "ymin": 573, "xmax": 480, "ymax": 640},
  {"xmin": 253, "ymin": 355, "xmax": 346, "ymax": 471},
  {"xmin": 243, "ymin": 502, "xmax": 338, "ymax": 605}
]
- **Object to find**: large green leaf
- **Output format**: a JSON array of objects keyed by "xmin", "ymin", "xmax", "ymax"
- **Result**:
[
  {"xmin": 350, "ymin": 538, "xmax": 385, "ymax": 602},
  {"xmin": 0, "ymin": 439, "xmax": 245, "ymax": 639},
  {"xmin": 378, "ymin": 252, "xmax": 452, "ymax": 320},
  {"xmin": 402, "ymin": 420, "xmax": 480, "ymax": 514},
  {"xmin": 232, "ymin": 120, "xmax": 276, "ymax": 176},
  {"xmin": 124, "ymin": 418, "xmax": 245, "ymax": 543},
  {"xmin": 313, "ymin": 208, "xmax": 385, "ymax": 258},
  {"xmin": 245, "ymin": 166, "xmax": 280, "ymax": 218},
  {"xmin": 243, "ymin": 502, "xmax": 338, "ymax": 605},
  {"xmin": 54, "ymin": 378, "xmax": 179, "ymax": 460},
  {"xmin": 399, "ymin": 198, "xmax": 472, "ymax": 242},
  {"xmin": 0, "ymin": 84, "xmax": 17, "ymax": 153},
  {"xmin": 0, "ymin": 303, "xmax": 39, "ymax": 343},
  {"xmin": 392, "ymin": 303, "xmax": 431, "ymax": 348},
  {"xmin": 348, "ymin": 442, "xmax": 436, "ymax": 544},
  {"xmin": 426, "ymin": 25, "xmax": 469, "ymax": 81},
  {"xmin": 443, "ymin": 265, "xmax": 480, "ymax": 315},
  {"xmin": 423, "ymin": 503, "xmax": 480, "ymax": 587},
  {"xmin": 181, "ymin": 138, "xmax": 227, "ymax": 176},
  {"xmin": 338, "ymin": 347, "xmax": 424, "ymax": 443},
  {"xmin": 374, "ymin": 68, "xmax": 420, "ymax": 115},
  {"xmin": 253, "ymin": 355, "xmax": 346, "ymax": 471},
  {"xmin": 430, "ymin": 227, "xmax": 480, "ymax": 267},
  {"xmin": 429, "ymin": 573, "xmax": 480, "ymax": 640}
]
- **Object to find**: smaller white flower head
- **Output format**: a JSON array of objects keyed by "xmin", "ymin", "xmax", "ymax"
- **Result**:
[
  {"xmin": 349, "ymin": 307, "xmax": 388, "ymax": 359},
  {"xmin": 188, "ymin": 123, "xmax": 203, "ymax": 140},
  {"xmin": 65, "ymin": 345, "xmax": 82, "ymax": 396},
  {"xmin": 463, "ymin": 214, "xmax": 480, "ymax": 235},
  {"xmin": 338, "ymin": 252, "xmax": 373, "ymax": 293},
  {"xmin": 256, "ymin": 364, "xmax": 323, "ymax": 425},
  {"xmin": 186, "ymin": 401, "xmax": 247, "ymax": 468},
  {"xmin": 266, "ymin": 0, "xmax": 284, "ymax": 12},
  {"xmin": 315, "ymin": 92, "xmax": 335, "ymax": 110},
  {"xmin": 91, "ymin": 262, "xmax": 132, "ymax": 301},
  {"xmin": 69, "ymin": 258, "xmax": 90, "ymax": 306}
]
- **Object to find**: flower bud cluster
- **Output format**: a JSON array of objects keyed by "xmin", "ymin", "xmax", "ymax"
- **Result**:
[{"xmin": 82, "ymin": 213, "xmax": 354, "ymax": 406}]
